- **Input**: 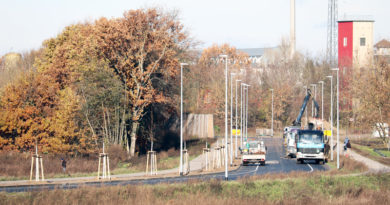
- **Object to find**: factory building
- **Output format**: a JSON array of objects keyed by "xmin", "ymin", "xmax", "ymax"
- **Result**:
[{"xmin": 338, "ymin": 18, "xmax": 374, "ymax": 110}]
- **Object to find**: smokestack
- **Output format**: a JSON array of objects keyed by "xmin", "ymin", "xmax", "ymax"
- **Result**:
[{"xmin": 290, "ymin": 0, "xmax": 296, "ymax": 57}]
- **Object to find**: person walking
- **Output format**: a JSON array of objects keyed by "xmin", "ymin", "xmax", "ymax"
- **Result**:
[
  {"xmin": 61, "ymin": 158, "xmax": 67, "ymax": 174},
  {"xmin": 344, "ymin": 137, "xmax": 351, "ymax": 157}
]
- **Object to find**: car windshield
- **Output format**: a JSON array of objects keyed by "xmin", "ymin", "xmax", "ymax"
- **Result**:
[{"xmin": 299, "ymin": 134, "xmax": 323, "ymax": 144}]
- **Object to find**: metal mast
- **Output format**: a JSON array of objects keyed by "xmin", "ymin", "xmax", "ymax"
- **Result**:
[{"xmin": 327, "ymin": 0, "xmax": 338, "ymax": 67}]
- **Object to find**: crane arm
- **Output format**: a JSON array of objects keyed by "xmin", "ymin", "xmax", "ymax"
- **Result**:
[{"xmin": 293, "ymin": 89, "xmax": 312, "ymax": 126}]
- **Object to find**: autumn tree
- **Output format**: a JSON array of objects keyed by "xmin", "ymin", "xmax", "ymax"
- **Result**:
[
  {"xmin": 353, "ymin": 60, "xmax": 390, "ymax": 147},
  {"xmin": 93, "ymin": 8, "xmax": 190, "ymax": 156}
]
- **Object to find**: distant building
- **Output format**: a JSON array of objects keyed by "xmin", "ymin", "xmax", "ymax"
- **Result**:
[
  {"xmin": 374, "ymin": 39, "xmax": 390, "ymax": 63},
  {"xmin": 338, "ymin": 17, "xmax": 374, "ymax": 110},
  {"xmin": 0, "ymin": 52, "xmax": 22, "ymax": 71},
  {"xmin": 238, "ymin": 47, "xmax": 278, "ymax": 68}
]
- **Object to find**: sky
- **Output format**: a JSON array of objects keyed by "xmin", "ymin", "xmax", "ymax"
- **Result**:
[{"xmin": 1, "ymin": 0, "xmax": 389, "ymax": 57}]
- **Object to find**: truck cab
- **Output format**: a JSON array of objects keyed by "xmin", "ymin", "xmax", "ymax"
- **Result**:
[
  {"xmin": 242, "ymin": 140, "xmax": 267, "ymax": 166},
  {"xmin": 286, "ymin": 127, "xmax": 299, "ymax": 157},
  {"xmin": 296, "ymin": 130, "xmax": 326, "ymax": 164}
]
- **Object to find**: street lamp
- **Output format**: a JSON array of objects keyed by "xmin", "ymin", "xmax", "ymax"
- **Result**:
[
  {"xmin": 331, "ymin": 68, "xmax": 339, "ymax": 169},
  {"xmin": 245, "ymin": 85, "xmax": 250, "ymax": 143},
  {"xmin": 235, "ymin": 79, "xmax": 241, "ymax": 158},
  {"xmin": 270, "ymin": 89, "xmax": 274, "ymax": 137},
  {"xmin": 318, "ymin": 81, "xmax": 324, "ymax": 130},
  {"xmin": 310, "ymin": 84, "xmax": 317, "ymax": 118},
  {"xmin": 179, "ymin": 62, "xmax": 188, "ymax": 176},
  {"xmin": 240, "ymin": 83, "xmax": 246, "ymax": 148},
  {"xmin": 230, "ymin": 73, "xmax": 236, "ymax": 166},
  {"xmin": 326, "ymin": 75, "xmax": 334, "ymax": 161},
  {"xmin": 219, "ymin": 54, "xmax": 229, "ymax": 180}
]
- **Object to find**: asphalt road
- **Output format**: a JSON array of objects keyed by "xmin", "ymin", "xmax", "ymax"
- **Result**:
[{"xmin": 0, "ymin": 137, "xmax": 327, "ymax": 193}]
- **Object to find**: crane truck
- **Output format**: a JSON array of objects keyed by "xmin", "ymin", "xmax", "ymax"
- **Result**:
[{"xmin": 291, "ymin": 89, "xmax": 328, "ymax": 164}]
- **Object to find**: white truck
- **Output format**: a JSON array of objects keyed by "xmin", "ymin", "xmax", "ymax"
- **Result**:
[{"xmin": 242, "ymin": 140, "xmax": 267, "ymax": 166}]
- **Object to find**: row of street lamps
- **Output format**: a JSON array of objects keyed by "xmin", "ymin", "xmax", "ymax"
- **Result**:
[
  {"xmin": 181, "ymin": 61, "xmax": 341, "ymax": 177},
  {"xmin": 306, "ymin": 68, "xmax": 339, "ymax": 169},
  {"xmin": 180, "ymin": 55, "xmax": 253, "ymax": 180}
]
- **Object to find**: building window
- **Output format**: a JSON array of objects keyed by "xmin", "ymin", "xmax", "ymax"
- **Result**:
[
  {"xmin": 343, "ymin": 37, "xmax": 347, "ymax": 47},
  {"xmin": 360, "ymin": 37, "xmax": 366, "ymax": 46}
]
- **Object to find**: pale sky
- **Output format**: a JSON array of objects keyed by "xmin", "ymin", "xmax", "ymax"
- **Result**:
[{"xmin": 1, "ymin": 0, "xmax": 389, "ymax": 57}]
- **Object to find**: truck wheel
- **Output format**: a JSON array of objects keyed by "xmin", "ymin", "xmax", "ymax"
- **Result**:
[{"xmin": 296, "ymin": 159, "xmax": 302, "ymax": 164}]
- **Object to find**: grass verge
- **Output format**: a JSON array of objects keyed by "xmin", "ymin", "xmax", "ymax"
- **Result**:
[
  {"xmin": 0, "ymin": 138, "xmax": 215, "ymax": 181},
  {"xmin": 352, "ymin": 144, "xmax": 390, "ymax": 166},
  {"xmin": 1, "ymin": 173, "xmax": 389, "ymax": 205}
]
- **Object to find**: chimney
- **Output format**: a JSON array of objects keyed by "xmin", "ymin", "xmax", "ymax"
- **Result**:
[{"xmin": 290, "ymin": 0, "xmax": 296, "ymax": 57}]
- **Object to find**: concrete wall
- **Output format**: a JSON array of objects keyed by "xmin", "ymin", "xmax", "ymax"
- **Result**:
[
  {"xmin": 353, "ymin": 21, "xmax": 374, "ymax": 68},
  {"xmin": 183, "ymin": 114, "xmax": 214, "ymax": 139}
]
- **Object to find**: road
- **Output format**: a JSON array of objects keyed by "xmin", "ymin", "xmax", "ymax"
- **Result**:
[{"xmin": 0, "ymin": 137, "xmax": 327, "ymax": 193}]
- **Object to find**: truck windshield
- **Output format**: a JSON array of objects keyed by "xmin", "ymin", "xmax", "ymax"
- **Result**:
[
  {"xmin": 299, "ymin": 134, "xmax": 323, "ymax": 144},
  {"xmin": 248, "ymin": 142, "xmax": 258, "ymax": 148}
]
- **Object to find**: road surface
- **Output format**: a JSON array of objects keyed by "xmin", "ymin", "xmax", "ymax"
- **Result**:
[{"xmin": 0, "ymin": 137, "xmax": 327, "ymax": 192}]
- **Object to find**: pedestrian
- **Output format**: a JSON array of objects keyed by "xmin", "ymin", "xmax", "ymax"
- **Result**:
[
  {"xmin": 344, "ymin": 137, "xmax": 350, "ymax": 157},
  {"xmin": 61, "ymin": 158, "xmax": 67, "ymax": 174}
]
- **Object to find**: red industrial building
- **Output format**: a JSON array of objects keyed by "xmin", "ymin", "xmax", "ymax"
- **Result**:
[{"xmin": 338, "ymin": 18, "xmax": 374, "ymax": 110}]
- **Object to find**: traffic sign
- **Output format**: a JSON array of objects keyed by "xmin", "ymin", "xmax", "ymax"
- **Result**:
[
  {"xmin": 324, "ymin": 130, "xmax": 332, "ymax": 136},
  {"xmin": 232, "ymin": 129, "xmax": 241, "ymax": 135}
]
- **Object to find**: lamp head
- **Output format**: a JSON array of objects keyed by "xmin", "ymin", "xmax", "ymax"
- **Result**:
[
  {"xmin": 326, "ymin": 75, "xmax": 332, "ymax": 78},
  {"xmin": 180, "ymin": 63, "xmax": 188, "ymax": 66},
  {"xmin": 219, "ymin": 54, "xmax": 228, "ymax": 58},
  {"xmin": 331, "ymin": 68, "xmax": 339, "ymax": 71}
]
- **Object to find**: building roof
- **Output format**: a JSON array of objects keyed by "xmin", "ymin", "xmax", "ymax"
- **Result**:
[
  {"xmin": 238, "ymin": 47, "xmax": 277, "ymax": 57},
  {"xmin": 375, "ymin": 39, "xmax": 390, "ymax": 48},
  {"xmin": 338, "ymin": 15, "xmax": 374, "ymax": 22}
]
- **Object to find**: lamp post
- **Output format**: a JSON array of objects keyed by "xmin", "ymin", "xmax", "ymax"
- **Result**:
[
  {"xmin": 243, "ymin": 87, "xmax": 247, "ymax": 143},
  {"xmin": 179, "ymin": 63, "xmax": 188, "ymax": 176},
  {"xmin": 270, "ymin": 89, "xmax": 274, "ymax": 136},
  {"xmin": 310, "ymin": 84, "xmax": 317, "ymax": 118},
  {"xmin": 220, "ymin": 54, "xmax": 229, "ymax": 180},
  {"xmin": 318, "ymin": 81, "xmax": 324, "ymax": 130},
  {"xmin": 326, "ymin": 75, "xmax": 334, "ymax": 161},
  {"xmin": 245, "ymin": 85, "xmax": 250, "ymax": 142},
  {"xmin": 235, "ymin": 79, "xmax": 241, "ymax": 158},
  {"xmin": 240, "ymin": 83, "xmax": 245, "ymax": 148},
  {"xmin": 230, "ymin": 73, "xmax": 236, "ymax": 166},
  {"xmin": 331, "ymin": 68, "xmax": 339, "ymax": 169}
]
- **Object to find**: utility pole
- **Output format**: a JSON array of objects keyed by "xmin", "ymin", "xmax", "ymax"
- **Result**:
[
  {"xmin": 230, "ymin": 73, "xmax": 236, "ymax": 166},
  {"xmin": 246, "ymin": 85, "xmax": 250, "ymax": 142},
  {"xmin": 240, "ymin": 83, "xmax": 244, "ymax": 148},
  {"xmin": 331, "ymin": 68, "xmax": 339, "ymax": 169},
  {"xmin": 319, "ymin": 81, "xmax": 324, "ymax": 130},
  {"xmin": 235, "ymin": 79, "xmax": 241, "ymax": 158},
  {"xmin": 326, "ymin": 75, "xmax": 334, "ymax": 161},
  {"xmin": 270, "ymin": 89, "xmax": 274, "ymax": 136},
  {"xmin": 179, "ymin": 63, "xmax": 188, "ymax": 176},
  {"xmin": 220, "ymin": 54, "xmax": 229, "ymax": 180}
]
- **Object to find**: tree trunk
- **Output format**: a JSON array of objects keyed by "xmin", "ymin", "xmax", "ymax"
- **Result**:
[{"xmin": 129, "ymin": 121, "xmax": 139, "ymax": 157}]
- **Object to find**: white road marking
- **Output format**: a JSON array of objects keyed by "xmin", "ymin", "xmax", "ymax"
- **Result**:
[
  {"xmin": 266, "ymin": 160, "xmax": 279, "ymax": 165},
  {"xmin": 229, "ymin": 165, "xmax": 259, "ymax": 176},
  {"xmin": 307, "ymin": 163, "xmax": 314, "ymax": 173}
]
